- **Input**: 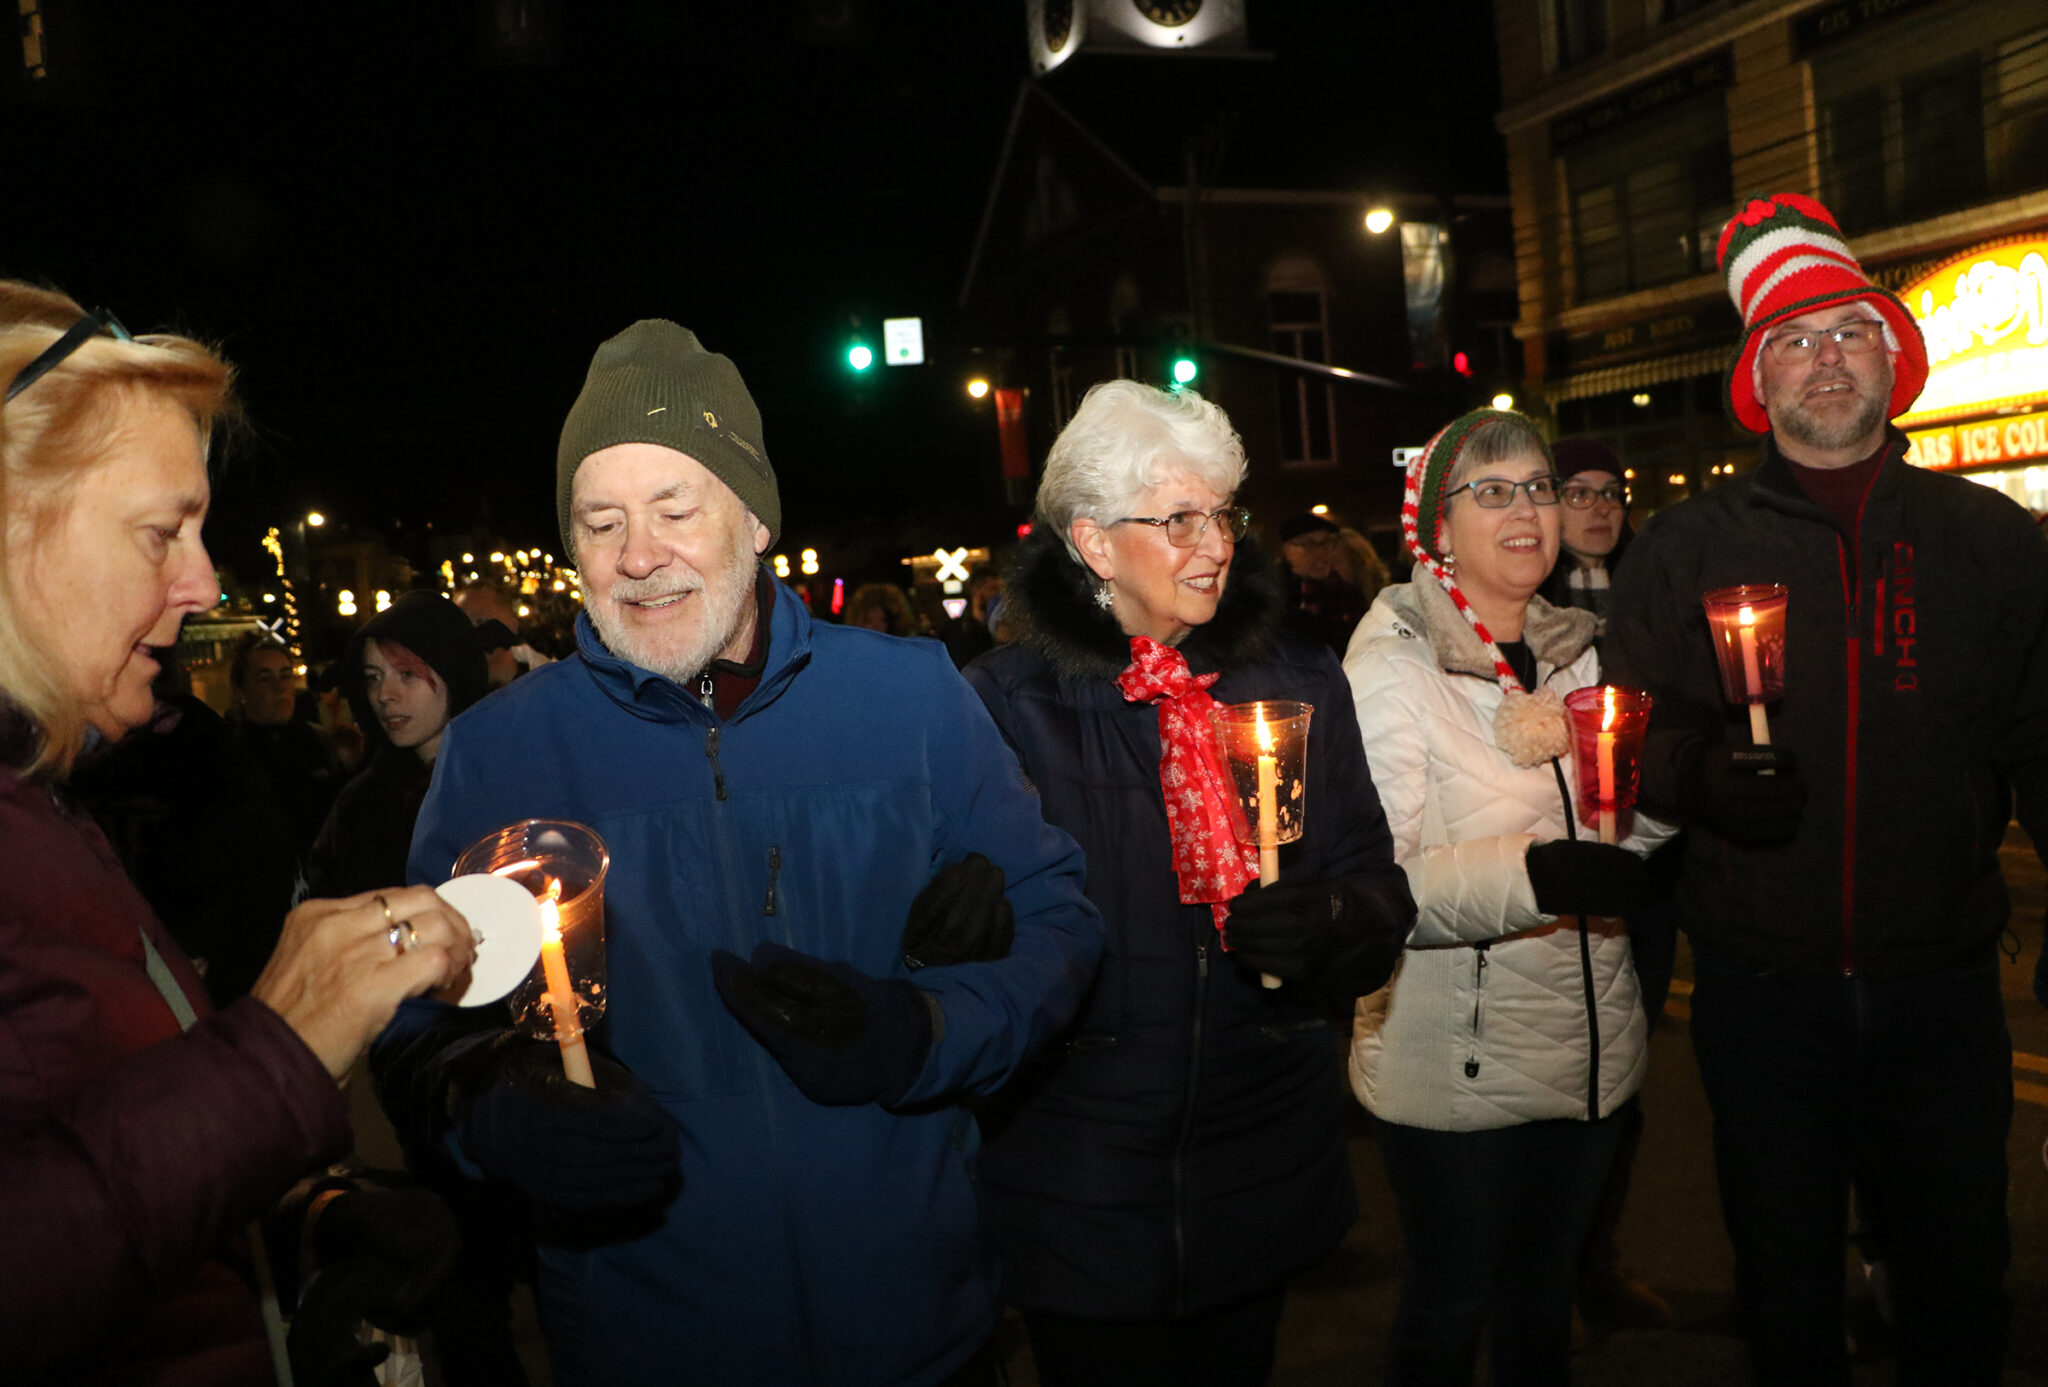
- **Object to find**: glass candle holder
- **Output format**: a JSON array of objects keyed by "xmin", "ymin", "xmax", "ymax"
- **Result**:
[
  {"xmin": 1209, "ymin": 700, "xmax": 1314, "ymax": 883},
  {"xmin": 1701, "ymin": 583, "xmax": 1789, "ymax": 745},
  {"xmin": 1564, "ymin": 685, "xmax": 1652, "ymax": 845},
  {"xmin": 454, "ymin": 819, "xmax": 610, "ymax": 1085}
]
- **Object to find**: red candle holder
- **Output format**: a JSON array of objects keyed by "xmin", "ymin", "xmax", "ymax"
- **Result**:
[
  {"xmin": 1701, "ymin": 584, "xmax": 1789, "ymax": 745},
  {"xmin": 1564, "ymin": 686, "xmax": 1652, "ymax": 845}
]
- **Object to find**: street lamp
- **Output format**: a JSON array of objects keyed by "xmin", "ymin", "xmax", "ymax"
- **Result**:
[
  {"xmin": 1491, "ymin": 392, "xmax": 1515, "ymax": 411},
  {"xmin": 1364, "ymin": 208, "xmax": 1396, "ymax": 235},
  {"xmin": 966, "ymin": 378, "xmax": 990, "ymax": 399}
]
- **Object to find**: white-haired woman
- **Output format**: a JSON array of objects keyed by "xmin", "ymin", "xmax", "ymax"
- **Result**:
[
  {"xmin": 0, "ymin": 282, "xmax": 476, "ymax": 1383},
  {"xmin": 1342, "ymin": 409, "xmax": 1670, "ymax": 1385},
  {"xmin": 964, "ymin": 380, "xmax": 1414, "ymax": 1384}
]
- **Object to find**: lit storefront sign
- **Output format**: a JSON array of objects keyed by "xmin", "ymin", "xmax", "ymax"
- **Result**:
[
  {"xmin": 1896, "ymin": 237, "xmax": 2048, "ymax": 430},
  {"xmin": 1903, "ymin": 407, "xmax": 2048, "ymax": 471}
]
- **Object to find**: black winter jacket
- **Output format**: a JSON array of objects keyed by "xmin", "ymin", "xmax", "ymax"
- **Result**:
[
  {"xmin": 1605, "ymin": 428, "xmax": 2048, "ymax": 978},
  {"xmin": 962, "ymin": 530, "xmax": 1412, "ymax": 1319}
]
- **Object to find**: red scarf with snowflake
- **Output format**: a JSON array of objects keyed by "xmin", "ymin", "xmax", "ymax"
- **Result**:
[{"xmin": 1115, "ymin": 636, "xmax": 1259, "ymax": 931}]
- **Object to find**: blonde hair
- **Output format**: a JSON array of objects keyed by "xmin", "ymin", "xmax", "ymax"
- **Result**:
[{"xmin": 0, "ymin": 282, "xmax": 237, "ymax": 778}]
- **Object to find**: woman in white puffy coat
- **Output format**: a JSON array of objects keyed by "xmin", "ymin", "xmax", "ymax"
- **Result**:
[{"xmin": 1342, "ymin": 409, "xmax": 1670, "ymax": 1387}]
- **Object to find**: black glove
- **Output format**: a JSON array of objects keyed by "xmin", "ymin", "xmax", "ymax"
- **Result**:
[
  {"xmin": 1223, "ymin": 879, "xmax": 1361, "ymax": 979},
  {"xmin": 711, "ymin": 942, "xmax": 934, "ymax": 1107},
  {"xmin": 287, "ymin": 1263, "xmax": 390, "ymax": 1387},
  {"xmin": 901, "ymin": 852, "xmax": 1015, "ymax": 970},
  {"xmin": 286, "ymin": 1186, "xmax": 460, "ymax": 1387},
  {"xmin": 455, "ymin": 1038, "xmax": 682, "ymax": 1214},
  {"xmin": 1525, "ymin": 839, "xmax": 1651, "ymax": 918},
  {"xmin": 309, "ymin": 1187, "xmax": 459, "ymax": 1334},
  {"xmin": 1680, "ymin": 743, "xmax": 1807, "ymax": 847}
]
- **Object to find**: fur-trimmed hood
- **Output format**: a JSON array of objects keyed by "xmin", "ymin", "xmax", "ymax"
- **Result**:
[
  {"xmin": 1003, "ymin": 522, "xmax": 1287, "ymax": 681},
  {"xmin": 1374, "ymin": 578, "xmax": 1596, "ymax": 681}
]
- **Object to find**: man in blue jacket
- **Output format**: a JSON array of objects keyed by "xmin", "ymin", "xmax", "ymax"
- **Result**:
[{"xmin": 373, "ymin": 320, "xmax": 1104, "ymax": 1387}]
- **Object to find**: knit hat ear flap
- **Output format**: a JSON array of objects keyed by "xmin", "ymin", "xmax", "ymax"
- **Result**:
[
  {"xmin": 1716, "ymin": 192, "xmax": 1929, "ymax": 434},
  {"xmin": 1403, "ymin": 408, "xmax": 1572, "ymax": 768}
]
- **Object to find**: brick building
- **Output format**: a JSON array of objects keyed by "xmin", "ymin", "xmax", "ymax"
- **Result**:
[{"xmin": 1496, "ymin": 0, "xmax": 2048, "ymax": 515}]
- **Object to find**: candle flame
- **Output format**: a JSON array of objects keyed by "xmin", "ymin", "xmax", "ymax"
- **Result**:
[
  {"xmin": 539, "ymin": 877, "xmax": 563, "ymax": 944},
  {"xmin": 1738, "ymin": 604, "xmax": 1755, "ymax": 628},
  {"xmin": 1602, "ymin": 685, "xmax": 1617, "ymax": 732},
  {"xmin": 1254, "ymin": 705, "xmax": 1274, "ymax": 754}
]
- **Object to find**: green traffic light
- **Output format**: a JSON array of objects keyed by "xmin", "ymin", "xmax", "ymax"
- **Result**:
[
  {"xmin": 848, "ymin": 344, "xmax": 875, "ymax": 372},
  {"xmin": 1171, "ymin": 357, "xmax": 1198, "ymax": 386}
]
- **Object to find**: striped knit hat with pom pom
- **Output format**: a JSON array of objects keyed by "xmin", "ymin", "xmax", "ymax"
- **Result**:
[{"xmin": 1716, "ymin": 192, "xmax": 1927, "ymax": 435}]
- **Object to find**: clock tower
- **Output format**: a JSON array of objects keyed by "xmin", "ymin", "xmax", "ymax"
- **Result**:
[{"xmin": 1027, "ymin": 0, "xmax": 1249, "ymax": 75}]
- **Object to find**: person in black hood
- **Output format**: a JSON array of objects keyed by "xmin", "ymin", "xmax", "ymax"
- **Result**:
[
  {"xmin": 307, "ymin": 591, "xmax": 509, "ymax": 899},
  {"xmin": 1537, "ymin": 437, "xmax": 1633, "ymax": 632},
  {"xmin": 962, "ymin": 379, "xmax": 1414, "ymax": 1385}
]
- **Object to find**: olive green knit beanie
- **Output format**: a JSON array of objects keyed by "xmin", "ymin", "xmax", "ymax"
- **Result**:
[{"xmin": 556, "ymin": 320, "xmax": 781, "ymax": 555}]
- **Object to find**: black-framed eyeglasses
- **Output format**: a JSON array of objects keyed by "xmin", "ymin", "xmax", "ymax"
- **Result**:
[
  {"xmin": 1445, "ymin": 476, "xmax": 1560, "ymax": 508},
  {"xmin": 1112, "ymin": 505, "xmax": 1251, "ymax": 547},
  {"xmin": 1559, "ymin": 482, "xmax": 1628, "ymax": 509},
  {"xmin": 5, "ymin": 308, "xmax": 133, "ymax": 404},
  {"xmin": 1761, "ymin": 318, "xmax": 1885, "ymax": 363}
]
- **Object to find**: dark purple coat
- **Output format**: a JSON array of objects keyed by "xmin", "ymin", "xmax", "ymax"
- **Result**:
[{"xmin": 0, "ymin": 760, "xmax": 350, "ymax": 1385}]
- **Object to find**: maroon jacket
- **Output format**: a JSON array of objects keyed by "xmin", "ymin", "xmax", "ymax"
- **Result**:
[{"xmin": 0, "ymin": 761, "xmax": 351, "ymax": 1385}]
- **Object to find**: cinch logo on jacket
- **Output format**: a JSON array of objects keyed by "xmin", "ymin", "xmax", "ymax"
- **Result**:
[{"xmin": 1890, "ymin": 540, "xmax": 1918, "ymax": 693}]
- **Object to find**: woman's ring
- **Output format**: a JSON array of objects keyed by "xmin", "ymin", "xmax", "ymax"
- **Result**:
[
  {"xmin": 387, "ymin": 923, "xmax": 406, "ymax": 953},
  {"xmin": 375, "ymin": 894, "xmax": 395, "ymax": 926}
]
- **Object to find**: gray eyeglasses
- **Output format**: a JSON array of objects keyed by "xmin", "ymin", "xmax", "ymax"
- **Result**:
[
  {"xmin": 1111, "ymin": 505, "xmax": 1252, "ymax": 547},
  {"xmin": 1445, "ymin": 476, "xmax": 1561, "ymax": 508}
]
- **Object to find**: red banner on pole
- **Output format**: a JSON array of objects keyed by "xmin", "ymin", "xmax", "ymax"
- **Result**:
[{"xmin": 995, "ymin": 388, "xmax": 1030, "ymax": 480}]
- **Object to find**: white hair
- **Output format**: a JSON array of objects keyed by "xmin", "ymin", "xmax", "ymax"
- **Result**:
[{"xmin": 1034, "ymin": 380, "xmax": 1247, "ymax": 563}]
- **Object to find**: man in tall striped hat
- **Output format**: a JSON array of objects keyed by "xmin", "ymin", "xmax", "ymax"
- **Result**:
[{"xmin": 1605, "ymin": 192, "xmax": 2048, "ymax": 1385}]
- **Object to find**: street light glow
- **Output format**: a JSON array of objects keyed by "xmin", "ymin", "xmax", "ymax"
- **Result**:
[
  {"xmin": 1171, "ymin": 357, "xmax": 1198, "ymax": 386},
  {"xmin": 967, "ymin": 378, "xmax": 990, "ymax": 399},
  {"xmin": 848, "ymin": 344, "xmax": 874, "ymax": 372},
  {"xmin": 305, "ymin": 511, "xmax": 326, "ymax": 528},
  {"xmin": 1491, "ymin": 393, "xmax": 1515, "ymax": 411},
  {"xmin": 1364, "ymin": 208, "xmax": 1395, "ymax": 235}
]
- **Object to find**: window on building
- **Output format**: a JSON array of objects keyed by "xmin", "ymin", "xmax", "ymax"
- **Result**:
[
  {"xmin": 1110, "ymin": 273, "xmax": 1141, "ymax": 381},
  {"xmin": 1266, "ymin": 257, "xmax": 1335, "ymax": 466},
  {"xmin": 1813, "ymin": 3, "xmax": 2048, "ymax": 234},
  {"xmin": 1553, "ymin": 0, "xmax": 1605, "ymax": 69},
  {"xmin": 1566, "ymin": 101, "xmax": 1731, "ymax": 302},
  {"xmin": 1047, "ymin": 305, "xmax": 1075, "ymax": 428}
]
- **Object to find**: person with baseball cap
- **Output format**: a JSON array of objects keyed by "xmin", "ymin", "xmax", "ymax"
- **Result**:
[
  {"xmin": 371, "ymin": 320, "xmax": 1103, "ymax": 1386},
  {"xmin": 1605, "ymin": 193, "xmax": 2048, "ymax": 1384}
]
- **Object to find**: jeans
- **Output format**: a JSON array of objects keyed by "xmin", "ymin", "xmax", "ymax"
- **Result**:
[
  {"xmin": 1689, "ymin": 941, "xmax": 2012, "ymax": 1387},
  {"xmin": 1023, "ymin": 1285, "xmax": 1287, "ymax": 1387},
  {"xmin": 1376, "ymin": 1112, "xmax": 1627, "ymax": 1387}
]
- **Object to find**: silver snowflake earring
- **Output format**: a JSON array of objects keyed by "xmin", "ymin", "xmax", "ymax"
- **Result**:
[{"xmin": 1094, "ymin": 583, "xmax": 1115, "ymax": 611}]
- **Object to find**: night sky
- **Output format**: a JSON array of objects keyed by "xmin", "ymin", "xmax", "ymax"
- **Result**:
[{"xmin": 6, "ymin": 0, "xmax": 1503, "ymax": 584}]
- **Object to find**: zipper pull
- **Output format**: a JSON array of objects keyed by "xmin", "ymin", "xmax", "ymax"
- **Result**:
[
  {"xmin": 698, "ymin": 671, "xmax": 716, "ymax": 711},
  {"xmin": 705, "ymin": 727, "xmax": 728, "ymax": 802},
  {"xmin": 762, "ymin": 846, "xmax": 781, "ymax": 916}
]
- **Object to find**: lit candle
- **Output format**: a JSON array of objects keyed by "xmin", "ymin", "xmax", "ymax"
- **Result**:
[
  {"xmin": 538, "ymin": 883, "xmax": 595, "ymax": 1088},
  {"xmin": 1253, "ymin": 708, "xmax": 1282, "ymax": 990},
  {"xmin": 1738, "ymin": 605, "xmax": 1771, "ymax": 745},
  {"xmin": 1597, "ymin": 686, "xmax": 1618, "ymax": 846}
]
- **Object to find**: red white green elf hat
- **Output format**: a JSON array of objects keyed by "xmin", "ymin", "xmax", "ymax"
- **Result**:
[{"xmin": 1716, "ymin": 192, "xmax": 1928, "ymax": 435}]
